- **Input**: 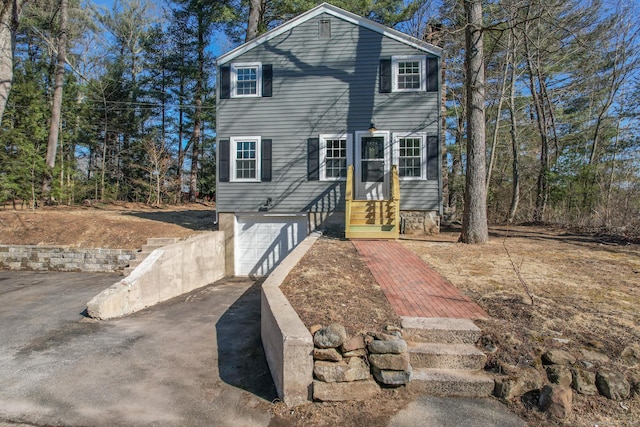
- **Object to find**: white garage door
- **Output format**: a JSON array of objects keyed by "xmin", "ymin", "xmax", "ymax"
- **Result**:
[{"xmin": 235, "ymin": 214, "xmax": 308, "ymax": 276}]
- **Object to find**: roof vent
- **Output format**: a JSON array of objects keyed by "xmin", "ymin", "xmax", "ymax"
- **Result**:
[{"xmin": 319, "ymin": 19, "xmax": 331, "ymax": 39}]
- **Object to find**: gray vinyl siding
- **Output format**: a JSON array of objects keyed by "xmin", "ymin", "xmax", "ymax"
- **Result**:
[{"xmin": 217, "ymin": 13, "xmax": 440, "ymax": 214}]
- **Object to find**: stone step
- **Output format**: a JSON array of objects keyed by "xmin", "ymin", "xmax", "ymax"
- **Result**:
[
  {"xmin": 408, "ymin": 342, "xmax": 487, "ymax": 370},
  {"xmin": 401, "ymin": 317, "xmax": 482, "ymax": 345},
  {"xmin": 145, "ymin": 237, "xmax": 181, "ymax": 246},
  {"xmin": 123, "ymin": 237, "xmax": 181, "ymax": 276},
  {"xmin": 409, "ymin": 368, "xmax": 494, "ymax": 398}
]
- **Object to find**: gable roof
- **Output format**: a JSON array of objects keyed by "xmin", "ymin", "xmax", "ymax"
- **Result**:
[{"xmin": 217, "ymin": 2, "xmax": 442, "ymax": 65}]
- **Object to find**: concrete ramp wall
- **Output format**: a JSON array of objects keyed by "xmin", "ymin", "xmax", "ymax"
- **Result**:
[
  {"xmin": 261, "ymin": 232, "xmax": 319, "ymax": 406},
  {"xmin": 87, "ymin": 232, "xmax": 225, "ymax": 320}
]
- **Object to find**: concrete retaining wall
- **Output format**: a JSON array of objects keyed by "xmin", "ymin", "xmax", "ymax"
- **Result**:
[
  {"xmin": 261, "ymin": 232, "xmax": 319, "ymax": 407},
  {"xmin": 86, "ymin": 232, "xmax": 225, "ymax": 320},
  {"xmin": 0, "ymin": 245, "xmax": 134, "ymax": 273}
]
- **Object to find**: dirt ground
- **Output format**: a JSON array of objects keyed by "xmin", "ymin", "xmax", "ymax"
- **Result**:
[
  {"xmin": 280, "ymin": 227, "xmax": 640, "ymax": 426},
  {"xmin": 2, "ymin": 204, "xmax": 639, "ymax": 426},
  {"xmin": 0, "ymin": 202, "xmax": 217, "ymax": 249}
]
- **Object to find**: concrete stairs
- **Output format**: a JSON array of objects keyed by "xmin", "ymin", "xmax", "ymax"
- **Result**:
[
  {"xmin": 123, "ymin": 237, "xmax": 181, "ymax": 276},
  {"xmin": 403, "ymin": 317, "xmax": 494, "ymax": 397}
]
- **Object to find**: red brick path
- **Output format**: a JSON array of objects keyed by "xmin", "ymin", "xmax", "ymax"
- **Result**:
[{"xmin": 353, "ymin": 240, "xmax": 488, "ymax": 319}]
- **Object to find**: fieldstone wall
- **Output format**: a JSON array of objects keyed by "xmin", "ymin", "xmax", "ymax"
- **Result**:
[
  {"xmin": 400, "ymin": 211, "xmax": 439, "ymax": 235},
  {"xmin": 0, "ymin": 245, "xmax": 134, "ymax": 273},
  {"xmin": 311, "ymin": 323, "xmax": 412, "ymax": 401}
]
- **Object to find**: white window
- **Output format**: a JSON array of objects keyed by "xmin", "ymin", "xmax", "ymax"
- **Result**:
[
  {"xmin": 231, "ymin": 63, "xmax": 262, "ymax": 97},
  {"xmin": 319, "ymin": 134, "xmax": 352, "ymax": 181},
  {"xmin": 392, "ymin": 56, "xmax": 426, "ymax": 92},
  {"xmin": 231, "ymin": 136, "xmax": 261, "ymax": 182},
  {"xmin": 393, "ymin": 133, "xmax": 426, "ymax": 180}
]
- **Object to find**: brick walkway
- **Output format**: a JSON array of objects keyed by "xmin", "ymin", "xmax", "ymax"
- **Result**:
[{"xmin": 353, "ymin": 240, "xmax": 488, "ymax": 320}]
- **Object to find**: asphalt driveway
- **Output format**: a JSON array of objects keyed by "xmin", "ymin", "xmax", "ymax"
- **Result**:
[{"xmin": 0, "ymin": 271, "xmax": 275, "ymax": 427}]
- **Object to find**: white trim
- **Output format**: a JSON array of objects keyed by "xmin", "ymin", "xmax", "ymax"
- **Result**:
[
  {"xmin": 319, "ymin": 133, "xmax": 353, "ymax": 181},
  {"xmin": 392, "ymin": 132, "xmax": 427, "ymax": 180},
  {"xmin": 217, "ymin": 3, "xmax": 442, "ymax": 65},
  {"xmin": 230, "ymin": 62, "xmax": 262, "ymax": 98},
  {"xmin": 392, "ymin": 55, "xmax": 427, "ymax": 92},
  {"xmin": 230, "ymin": 136, "xmax": 261, "ymax": 182}
]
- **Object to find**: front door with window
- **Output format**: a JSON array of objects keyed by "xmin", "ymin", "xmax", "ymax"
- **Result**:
[{"xmin": 355, "ymin": 131, "xmax": 390, "ymax": 200}]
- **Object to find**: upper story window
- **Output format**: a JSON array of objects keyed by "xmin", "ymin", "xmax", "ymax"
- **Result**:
[
  {"xmin": 392, "ymin": 56, "xmax": 426, "ymax": 92},
  {"xmin": 231, "ymin": 63, "xmax": 262, "ymax": 97},
  {"xmin": 231, "ymin": 136, "xmax": 261, "ymax": 181},
  {"xmin": 319, "ymin": 133, "xmax": 352, "ymax": 181}
]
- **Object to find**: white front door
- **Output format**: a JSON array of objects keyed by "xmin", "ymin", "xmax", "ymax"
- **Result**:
[{"xmin": 355, "ymin": 131, "xmax": 391, "ymax": 200}]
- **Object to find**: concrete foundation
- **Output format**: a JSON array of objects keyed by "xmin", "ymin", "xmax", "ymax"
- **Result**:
[{"xmin": 86, "ymin": 232, "xmax": 225, "ymax": 320}]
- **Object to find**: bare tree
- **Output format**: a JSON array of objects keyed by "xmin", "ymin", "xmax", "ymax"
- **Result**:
[
  {"xmin": 0, "ymin": 0, "xmax": 26, "ymax": 127},
  {"xmin": 459, "ymin": 0, "xmax": 488, "ymax": 244}
]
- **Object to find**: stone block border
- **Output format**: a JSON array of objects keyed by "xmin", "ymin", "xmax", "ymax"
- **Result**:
[
  {"xmin": 0, "ymin": 245, "xmax": 135, "ymax": 273},
  {"xmin": 261, "ymin": 232, "xmax": 320, "ymax": 406}
]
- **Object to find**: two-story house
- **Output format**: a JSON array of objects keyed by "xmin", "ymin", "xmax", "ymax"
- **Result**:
[{"xmin": 216, "ymin": 2, "xmax": 442, "ymax": 276}]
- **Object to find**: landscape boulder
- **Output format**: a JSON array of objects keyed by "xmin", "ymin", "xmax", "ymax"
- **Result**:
[
  {"xmin": 542, "ymin": 349, "xmax": 576, "ymax": 366},
  {"xmin": 313, "ymin": 348, "xmax": 342, "ymax": 362},
  {"xmin": 313, "ymin": 357, "xmax": 370, "ymax": 383},
  {"xmin": 314, "ymin": 324, "xmax": 347, "ymax": 349},
  {"xmin": 340, "ymin": 335, "xmax": 366, "ymax": 353},
  {"xmin": 627, "ymin": 370, "xmax": 640, "ymax": 395},
  {"xmin": 368, "ymin": 339, "xmax": 407, "ymax": 355},
  {"xmin": 546, "ymin": 365, "xmax": 572, "ymax": 387},
  {"xmin": 579, "ymin": 348, "xmax": 610, "ymax": 364},
  {"xmin": 372, "ymin": 366, "xmax": 412, "ymax": 386},
  {"xmin": 571, "ymin": 368, "xmax": 598, "ymax": 396},
  {"xmin": 539, "ymin": 384, "xmax": 573, "ymax": 419},
  {"xmin": 369, "ymin": 353, "xmax": 410, "ymax": 371},
  {"xmin": 596, "ymin": 369, "xmax": 630, "ymax": 400},
  {"xmin": 620, "ymin": 345, "xmax": 640, "ymax": 367},
  {"xmin": 494, "ymin": 367, "xmax": 544, "ymax": 400}
]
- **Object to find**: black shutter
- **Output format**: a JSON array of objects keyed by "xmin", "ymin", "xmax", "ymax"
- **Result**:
[
  {"xmin": 219, "ymin": 139, "xmax": 230, "ymax": 182},
  {"xmin": 307, "ymin": 138, "xmax": 319, "ymax": 181},
  {"xmin": 262, "ymin": 64, "xmax": 272, "ymax": 97},
  {"xmin": 426, "ymin": 136, "xmax": 438, "ymax": 180},
  {"xmin": 261, "ymin": 139, "xmax": 272, "ymax": 181},
  {"xmin": 220, "ymin": 66, "xmax": 231, "ymax": 99},
  {"xmin": 379, "ymin": 59, "xmax": 391, "ymax": 93},
  {"xmin": 426, "ymin": 57, "xmax": 438, "ymax": 92}
]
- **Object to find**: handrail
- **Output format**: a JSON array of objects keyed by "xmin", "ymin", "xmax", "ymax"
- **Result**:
[
  {"xmin": 345, "ymin": 165, "xmax": 353, "ymax": 236},
  {"xmin": 345, "ymin": 165, "xmax": 353, "ymax": 201},
  {"xmin": 391, "ymin": 165, "xmax": 400, "ymax": 202}
]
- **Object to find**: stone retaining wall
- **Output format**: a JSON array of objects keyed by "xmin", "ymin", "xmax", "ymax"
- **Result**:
[{"xmin": 0, "ymin": 245, "xmax": 134, "ymax": 273}]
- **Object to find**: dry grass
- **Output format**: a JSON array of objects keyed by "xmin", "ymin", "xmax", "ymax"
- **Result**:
[{"xmin": 402, "ymin": 225, "xmax": 640, "ymax": 426}]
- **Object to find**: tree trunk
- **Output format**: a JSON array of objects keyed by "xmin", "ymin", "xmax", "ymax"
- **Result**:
[
  {"xmin": 43, "ymin": 0, "xmax": 69, "ymax": 199},
  {"xmin": 189, "ymin": 13, "xmax": 205, "ymax": 203},
  {"xmin": 507, "ymin": 40, "xmax": 520, "ymax": 223},
  {"xmin": 460, "ymin": 0, "xmax": 488, "ymax": 244},
  {"xmin": 0, "ymin": 0, "xmax": 25, "ymax": 127},
  {"xmin": 246, "ymin": 0, "xmax": 262, "ymax": 42}
]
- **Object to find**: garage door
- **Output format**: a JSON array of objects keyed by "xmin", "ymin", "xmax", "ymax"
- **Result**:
[{"xmin": 235, "ymin": 214, "xmax": 308, "ymax": 276}]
